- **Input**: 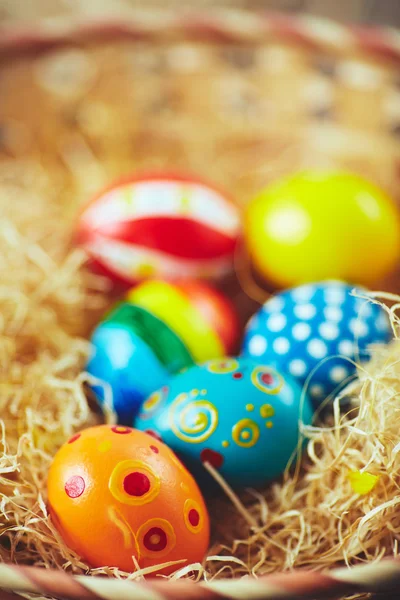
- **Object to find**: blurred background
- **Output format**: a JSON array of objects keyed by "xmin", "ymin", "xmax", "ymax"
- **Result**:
[
  {"xmin": 1, "ymin": 0, "xmax": 400, "ymax": 299},
  {"xmin": 1, "ymin": 0, "xmax": 400, "ymax": 26}
]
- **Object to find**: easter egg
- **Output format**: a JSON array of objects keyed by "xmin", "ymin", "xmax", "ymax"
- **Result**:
[
  {"xmin": 242, "ymin": 281, "xmax": 392, "ymax": 405},
  {"xmin": 77, "ymin": 171, "xmax": 240, "ymax": 285},
  {"xmin": 47, "ymin": 425, "xmax": 209, "ymax": 574},
  {"xmin": 86, "ymin": 311, "xmax": 179, "ymax": 424},
  {"xmin": 135, "ymin": 357, "xmax": 313, "ymax": 489},
  {"xmin": 126, "ymin": 279, "xmax": 240, "ymax": 359},
  {"xmin": 245, "ymin": 171, "xmax": 400, "ymax": 288},
  {"xmin": 87, "ymin": 281, "xmax": 239, "ymax": 423}
]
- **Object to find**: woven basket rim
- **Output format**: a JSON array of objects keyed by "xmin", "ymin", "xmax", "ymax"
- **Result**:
[
  {"xmin": 1, "ymin": 555, "xmax": 400, "ymax": 599},
  {"xmin": 1, "ymin": 7, "xmax": 400, "ymax": 600},
  {"xmin": 0, "ymin": 8, "xmax": 399, "ymax": 61}
]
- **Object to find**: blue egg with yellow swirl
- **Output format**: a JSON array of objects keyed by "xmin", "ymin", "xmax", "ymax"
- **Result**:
[{"xmin": 135, "ymin": 357, "xmax": 313, "ymax": 489}]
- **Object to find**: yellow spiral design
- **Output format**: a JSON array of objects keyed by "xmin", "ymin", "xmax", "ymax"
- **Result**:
[
  {"xmin": 232, "ymin": 418, "xmax": 260, "ymax": 448},
  {"xmin": 207, "ymin": 358, "xmax": 239, "ymax": 374},
  {"xmin": 251, "ymin": 366, "xmax": 284, "ymax": 395},
  {"xmin": 169, "ymin": 393, "xmax": 218, "ymax": 444}
]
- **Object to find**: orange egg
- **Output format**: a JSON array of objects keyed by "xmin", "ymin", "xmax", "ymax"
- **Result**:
[{"xmin": 47, "ymin": 425, "xmax": 210, "ymax": 574}]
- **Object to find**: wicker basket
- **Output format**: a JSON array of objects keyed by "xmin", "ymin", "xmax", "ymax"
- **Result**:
[{"xmin": 2, "ymin": 8, "xmax": 400, "ymax": 600}]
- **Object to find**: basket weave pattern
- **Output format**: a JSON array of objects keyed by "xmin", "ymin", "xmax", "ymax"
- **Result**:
[{"xmin": 1, "ymin": 12, "xmax": 400, "ymax": 201}]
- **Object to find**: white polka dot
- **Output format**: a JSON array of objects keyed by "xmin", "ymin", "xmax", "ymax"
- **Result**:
[
  {"xmin": 329, "ymin": 365, "xmax": 349, "ymax": 383},
  {"xmin": 307, "ymin": 339, "xmax": 328, "ymax": 359},
  {"xmin": 248, "ymin": 335, "xmax": 267, "ymax": 356},
  {"xmin": 267, "ymin": 313, "xmax": 287, "ymax": 332},
  {"xmin": 273, "ymin": 337, "xmax": 290, "ymax": 355},
  {"xmin": 291, "ymin": 285, "xmax": 315, "ymax": 302},
  {"xmin": 289, "ymin": 359, "xmax": 307, "ymax": 377},
  {"xmin": 324, "ymin": 306, "xmax": 343, "ymax": 322},
  {"xmin": 294, "ymin": 303, "xmax": 317, "ymax": 320},
  {"xmin": 265, "ymin": 296, "xmax": 285, "ymax": 313},
  {"xmin": 376, "ymin": 312, "xmax": 390, "ymax": 333},
  {"xmin": 324, "ymin": 286, "xmax": 346, "ymax": 304},
  {"xmin": 354, "ymin": 299, "xmax": 373, "ymax": 319},
  {"xmin": 319, "ymin": 322, "xmax": 339, "ymax": 341},
  {"xmin": 349, "ymin": 318, "xmax": 369, "ymax": 338},
  {"xmin": 338, "ymin": 339, "xmax": 354, "ymax": 356},
  {"xmin": 292, "ymin": 322, "xmax": 311, "ymax": 341},
  {"xmin": 310, "ymin": 384, "xmax": 325, "ymax": 398}
]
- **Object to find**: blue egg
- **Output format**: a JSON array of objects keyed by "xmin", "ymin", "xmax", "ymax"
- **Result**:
[
  {"xmin": 135, "ymin": 357, "xmax": 313, "ymax": 489},
  {"xmin": 242, "ymin": 281, "xmax": 392, "ymax": 405},
  {"xmin": 87, "ymin": 321, "xmax": 170, "ymax": 425}
]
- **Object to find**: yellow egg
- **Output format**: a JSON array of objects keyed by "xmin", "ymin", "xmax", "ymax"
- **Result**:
[{"xmin": 245, "ymin": 171, "xmax": 400, "ymax": 288}]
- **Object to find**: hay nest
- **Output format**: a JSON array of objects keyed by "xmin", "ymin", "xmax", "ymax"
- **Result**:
[{"xmin": 1, "ymin": 180, "xmax": 400, "ymax": 587}]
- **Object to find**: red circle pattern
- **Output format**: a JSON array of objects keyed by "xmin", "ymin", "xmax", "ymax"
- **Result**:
[
  {"xmin": 123, "ymin": 472, "xmax": 150, "ymax": 497},
  {"xmin": 145, "ymin": 429, "xmax": 163, "ymax": 441},
  {"xmin": 200, "ymin": 448, "xmax": 224, "ymax": 469},
  {"xmin": 261, "ymin": 373, "xmax": 273, "ymax": 385},
  {"xmin": 65, "ymin": 475, "xmax": 85, "ymax": 498},
  {"xmin": 143, "ymin": 526, "xmax": 167, "ymax": 551},
  {"xmin": 233, "ymin": 372, "xmax": 243, "ymax": 379},
  {"xmin": 188, "ymin": 508, "xmax": 200, "ymax": 527},
  {"xmin": 111, "ymin": 426, "xmax": 132, "ymax": 434}
]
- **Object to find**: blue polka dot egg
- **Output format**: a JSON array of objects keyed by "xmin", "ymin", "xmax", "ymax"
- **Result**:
[
  {"xmin": 135, "ymin": 357, "xmax": 313, "ymax": 489},
  {"xmin": 242, "ymin": 281, "xmax": 392, "ymax": 405}
]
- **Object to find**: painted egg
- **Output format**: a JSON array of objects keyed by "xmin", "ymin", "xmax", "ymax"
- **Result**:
[
  {"xmin": 245, "ymin": 171, "xmax": 400, "ymax": 288},
  {"xmin": 135, "ymin": 357, "xmax": 313, "ymax": 489},
  {"xmin": 86, "ymin": 310, "xmax": 176, "ymax": 425},
  {"xmin": 77, "ymin": 171, "xmax": 240, "ymax": 285},
  {"xmin": 47, "ymin": 425, "xmax": 210, "ymax": 574},
  {"xmin": 87, "ymin": 280, "xmax": 239, "ymax": 423},
  {"xmin": 242, "ymin": 281, "xmax": 392, "ymax": 405},
  {"xmin": 126, "ymin": 279, "xmax": 240, "ymax": 360}
]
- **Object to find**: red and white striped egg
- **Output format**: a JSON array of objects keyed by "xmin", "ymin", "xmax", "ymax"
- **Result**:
[{"xmin": 76, "ymin": 172, "xmax": 240, "ymax": 285}]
